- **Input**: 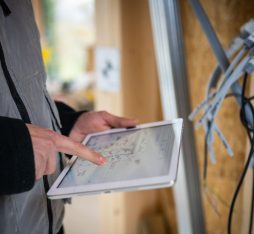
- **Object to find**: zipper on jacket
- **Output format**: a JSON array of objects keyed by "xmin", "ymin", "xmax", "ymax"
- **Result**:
[
  {"xmin": 0, "ymin": 43, "xmax": 30, "ymax": 123},
  {"xmin": 0, "ymin": 41, "xmax": 54, "ymax": 234},
  {"xmin": 43, "ymin": 176, "xmax": 53, "ymax": 234}
]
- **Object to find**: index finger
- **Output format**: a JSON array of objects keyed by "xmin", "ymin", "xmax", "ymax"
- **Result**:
[{"xmin": 52, "ymin": 132, "xmax": 106, "ymax": 165}]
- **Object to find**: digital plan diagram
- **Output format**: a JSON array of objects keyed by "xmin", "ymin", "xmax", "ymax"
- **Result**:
[{"xmin": 59, "ymin": 125, "xmax": 175, "ymax": 188}]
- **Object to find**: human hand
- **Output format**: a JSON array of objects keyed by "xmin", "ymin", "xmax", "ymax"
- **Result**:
[
  {"xmin": 69, "ymin": 111, "xmax": 138, "ymax": 142},
  {"xmin": 26, "ymin": 124, "xmax": 107, "ymax": 180}
]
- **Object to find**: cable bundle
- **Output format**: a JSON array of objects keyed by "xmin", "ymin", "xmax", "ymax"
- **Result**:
[
  {"xmin": 226, "ymin": 73, "xmax": 254, "ymax": 233},
  {"xmin": 189, "ymin": 20, "xmax": 254, "ymax": 233},
  {"xmin": 187, "ymin": 0, "xmax": 254, "ymax": 233},
  {"xmin": 189, "ymin": 23, "xmax": 254, "ymax": 164}
]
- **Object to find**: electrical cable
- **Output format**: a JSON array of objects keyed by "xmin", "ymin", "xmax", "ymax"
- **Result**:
[
  {"xmin": 190, "ymin": 50, "xmax": 252, "ymax": 165},
  {"xmin": 203, "ymin": 93, "xmax": 242, "ymax": 183},
  {"xmin": 203, "ymin": 121, "xmax": 210, "ymax": 181},
  {"xmin": 227, "ymin": 143, "xmax": 253, "ymax": 234},
  {"xmin": 227, "ymin": 73, "xmax": 254, "ymax": 234},
  {"xmin": 188, "ymin": 1, "xmax": 254, "ymax": 231},
  {"xmin": 250, "ymin": 169, "xmax": 254, "ymax": 234},
  {"xmin": 196, "ymin": 53, "xmax": 253, "ymax": 166},
  {"xmin": 205, "ymin": 50, "xmax": 254, "ymax": 150},
  {"xmin": 187, "ymin": 2, "xmax": 254, "ymax": 232},
  {"xmin": 187, "ymin": 10, "xmax": 254, "ymax": 163}
]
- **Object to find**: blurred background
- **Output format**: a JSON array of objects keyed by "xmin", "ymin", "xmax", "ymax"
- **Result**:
[
  {"xmin": 33, "ymin": 0, "xmax": 96, "ymax": 111},
  {"xmin": 32, "ymin": 0, "xmax": 254, "ymax": 233}
]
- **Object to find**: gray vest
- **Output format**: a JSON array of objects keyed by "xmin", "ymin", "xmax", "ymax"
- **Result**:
[{"xmin": 0, "ymin": 1, "xmax": 64, "ymax": 233}]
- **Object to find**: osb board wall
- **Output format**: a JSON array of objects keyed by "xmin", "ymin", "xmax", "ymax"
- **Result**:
[
  {"xmin": 242, "ymin": 72, "xmax": 254, "ymax": 234},
  {"xmin": 180, "ymin": 0, "xmax": 254, "ymax": 233}
]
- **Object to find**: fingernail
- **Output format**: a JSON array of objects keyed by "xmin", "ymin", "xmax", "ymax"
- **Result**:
[
  {"xmin": 134, "ymin": 119, "xmax": 139, "ymax": 124},
  {"xmin": 99, "ymin": 156, "xmax": 107, "ymax": 165}
]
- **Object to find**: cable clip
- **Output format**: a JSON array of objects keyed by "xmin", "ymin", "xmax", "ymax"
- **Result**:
[
  {"xmin": 241, "ymin": 19, "xmax": 254, "ymax": 35},
  {"xmin": 245, "ymin": 58, "xmax": 254, "ymax": 74},
  {"xmin": 245, "ymin": 33, "xmax": 254, "ymax": 48}
]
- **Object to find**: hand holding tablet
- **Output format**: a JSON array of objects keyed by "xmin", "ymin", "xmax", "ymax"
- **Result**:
[{"xmin": 48, "ymin": 119, "xmax": 183, "ymax": 199}]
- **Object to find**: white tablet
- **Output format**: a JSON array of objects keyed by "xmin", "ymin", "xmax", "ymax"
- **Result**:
[{"xmin": 47, "ymin": 119, "xmax": 183, "ymax": 199}]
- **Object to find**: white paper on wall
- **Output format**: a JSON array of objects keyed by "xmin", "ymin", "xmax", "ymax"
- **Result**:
[{"xmin": 95, "ymin": 47, "xmax": 121, "ymax": 92}]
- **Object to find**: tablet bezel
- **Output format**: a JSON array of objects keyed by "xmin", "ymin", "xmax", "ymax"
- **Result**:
[{"xmin": 47, "ymin": 119, "xmax": 183, "ymax": 199}]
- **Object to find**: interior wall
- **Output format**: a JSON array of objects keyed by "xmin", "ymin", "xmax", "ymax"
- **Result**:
[
  {"xmin": 95, "ymin": 0, "xmax": 176, "ymax": 233},
  {"xmin": 180, "ymin": 0, "xmax": 254, "ymax": 233},
  {"xmin": 120, "ymin": 0, "xmax": 169, "ymax": 232},
  {"xmin": 121, "ymin": 0, "xmax": 162, "ymax": 122},
  {"xmin": 95, "ymin": 0, "xmax": 122, "ymax": 115}
]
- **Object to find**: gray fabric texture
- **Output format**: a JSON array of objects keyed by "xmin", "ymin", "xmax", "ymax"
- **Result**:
[{"xmin": 0, "ymin": 0, "xmax": 64, "ymax": 233}]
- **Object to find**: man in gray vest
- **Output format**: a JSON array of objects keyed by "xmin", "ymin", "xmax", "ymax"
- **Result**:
[{"xmin": 0, "ymin": 1, "xmax": 137, "ymax": 233}]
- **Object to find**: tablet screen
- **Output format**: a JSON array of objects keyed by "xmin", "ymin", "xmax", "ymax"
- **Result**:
[{"xmin": 58, "ymin": 124, "xmax": 175, "ymax": 188}]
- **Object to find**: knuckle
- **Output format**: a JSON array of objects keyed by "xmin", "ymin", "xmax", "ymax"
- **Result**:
[
  {"xmin": 54, "ymin": 133, "xmax": 64, "ymax": 145},
  {"xmin": 46, "ymin": 129, "xmax": 58, "ymax": 143},
  {"xmin": 45, "ymin": 128, "xmax": 55, "ymax": 137},
  {"xmin": 47, "ymin": 166, "xmax": 56, "ymax": 175},
  {"xmin": 40, "ymin": 153, "xmax": 47, "ymax": 163},
  {"xmin": 46, "ymin": 159, "xmax": 57, "ymax": 175},
  {"xmin": 35, "ymin": 173, "xmax": 41, "ymax": 180},
  {"xmin": 35, "ymin": 168, "xmax": 43, "ymax": 180},
  {"xmin": 46, "ymin": 139, "xmax": 54, "ymax": 149},
  {"xmin": 47, "ymin": 129, "xmax": 59, "ymax": 144},
  {"xmin": 44, "ymin": 170, "xmax": 50, "ymax": 176},
  {"xmin": 37, "ymin": 151, "xmax": 46, "ymax": 162},
  {"xmin": 74, "ymin": 142, "xmax": 83, "ymax": 155},
  {"xmin": 100, "ymin": 110, "xmax": 108, "ymax": 116}
]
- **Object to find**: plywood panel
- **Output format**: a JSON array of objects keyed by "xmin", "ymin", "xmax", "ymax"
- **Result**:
[
  {"xmin": 95, "ymin": 0, "xmax": 170, "ymax": 234},
  {"xmin": 95, "ymin": 0, "xmax": 121, "ymax": 48},
  {"xmin": 95, "ymin": 1, "xmax": 126, "ymax": 233},
  {"xmin": 242, "ymin": 73, "xmax": 254, "ymax": 234},
  {"xmin": 95, "ymin": 0, "xmax": 122, "ymax": 115},
  {"xmin": 180, "ymin": 0, "xmax": 254, "ymax": 233},
  {"xmin": 121, "ymin": 0, "xmax": 162, "ymax": 123},
  {"xmin": 95, "ymin": 91, "xmax": 123, "ymax": 115},
  {"xmin": 120, "ymin": 1, "xmax": 176, "ymax": 233}
]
